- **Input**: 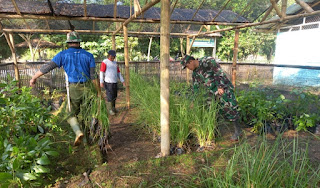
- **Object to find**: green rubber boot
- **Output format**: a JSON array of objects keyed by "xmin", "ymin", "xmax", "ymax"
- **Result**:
[
  {"xmin": 107, "ymin": 102, "xmax": 115, "ymax": 116},
  {"xmin": 67, "ymin": 117, "xmax": 84, "ymax": 146}
]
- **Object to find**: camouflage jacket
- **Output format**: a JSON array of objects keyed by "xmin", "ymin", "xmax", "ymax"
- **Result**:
[{"xmin": 192, "ymin": 56, "xmax": 234, "ymax": 97}]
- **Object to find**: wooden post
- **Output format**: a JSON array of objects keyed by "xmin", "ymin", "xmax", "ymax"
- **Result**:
[
  {"xmin": 186, "ymin": 36, "xmax": 190, "ymax": 84},
  {"xmin": 160, "ymin": 0, "xmax": 170, "ymax": 157},
  {"xmin": 232, "ymin": 29, "xmax": 239, "ymax": 87},
  {"xmin": 4, "ymin": 32, "xmax": 20, "ymax": 87},
  {"xmin": 147, "ymin": 37, "xmax": 152, "ymax": 61},
  {"xmin": 112, "ymin": 35, "xmax": 116, "ymax": 50},
  {"xmin": 123, "ymin": 25, "xmax": 130, "ymax": 109}
]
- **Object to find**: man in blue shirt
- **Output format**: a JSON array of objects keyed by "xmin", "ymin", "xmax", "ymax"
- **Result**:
[{"xmin": 30, "ymin": 31, "xmax": 101, "ymax": 146}]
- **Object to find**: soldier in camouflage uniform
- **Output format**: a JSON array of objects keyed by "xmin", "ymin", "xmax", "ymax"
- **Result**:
[{"xmin": 181, "ymin": 55, "xmax": 242, "ymax": 141}]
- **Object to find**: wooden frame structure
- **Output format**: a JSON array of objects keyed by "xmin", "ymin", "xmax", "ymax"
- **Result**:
[{"xmin": 1, "ymin": 0, "xmax": 320, "ymax": 157}]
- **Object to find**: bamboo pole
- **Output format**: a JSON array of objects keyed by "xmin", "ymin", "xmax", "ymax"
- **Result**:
[
  {"xmin": 0, "ymin": 14, "xmax": 243, "ymax": 26},
  {"xmin": 147, "ymin": 37, "xmax": 152, "ymax": 61},
  {"xmin": 232, "ymin": 29, "xmax": 239, "ymax": 87},
  {"xmin": 270, "ymin": 0, "xmax": 282, "ymax": 18},
  {"xmin": 186, "ymin": 36, "xmax": 190, "ymax": 84},
  {"xmin": 84, "ymin": 0, "xmax": 87, "ymax": 17},
  {"xmin": 113, "ymin": 0, "xmax": 161, "ymax": 35},
  {"xmin": 1, "ymin": 28, "xmax": 220, "ymax": 37},
  {"xmin": 281, "ymin": 0, "xmax": 287, "ymax": 19},
  {"xmin": 4, "ymin": 32, "xmax": 20, "ymax": 87},
  {"xmin": 295, "ymin": 0, "xmax": 314, "ymax": 13},
  {"xmin": 160, "ymin": 0, "xmax": 170, "ymax": 157},
  {"xmin": 112, "ymin": 35, "xmax": 116, "ymax": 50},
  {"xmin": 123, "ymin": 25, "xmax": 130, "ymax": 109},
  {"xmin": 190, "ymin": 10, "xmax": 320, "ymax": 36},
  {"xmin": 261, "ymin": 0, "xmax": 280, "ymax": 22},
  {"xmin": 170, "ymin": 0, "xmax": 179, "ymax": 16}
]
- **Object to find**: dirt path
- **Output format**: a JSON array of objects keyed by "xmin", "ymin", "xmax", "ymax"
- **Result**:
[{"xmin": 106, "ymin": 103, "xmax": 159, "ymax": 165}]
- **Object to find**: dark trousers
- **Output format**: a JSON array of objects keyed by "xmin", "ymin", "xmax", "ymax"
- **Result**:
[{"xmin": 104, "ymin": 83, "xmax": 118, "ymax": 102}]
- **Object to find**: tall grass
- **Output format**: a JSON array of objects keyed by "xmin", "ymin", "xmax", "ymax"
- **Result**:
[
  {"xmin": 81, "ymin": 83, "xmax": 109, "ymax": 142},
  {"xmin": 191, "ymin": 137, "xmax": 320, "ymax": 187},
  {"xmin": 130, "ymin": 73, "xmax": 220, "ymax": 149}
]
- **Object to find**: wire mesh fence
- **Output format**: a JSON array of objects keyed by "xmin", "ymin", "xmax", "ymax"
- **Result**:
[{"xmin": 1, "ymin": 61, "xmax": 320, "ymax": 91}]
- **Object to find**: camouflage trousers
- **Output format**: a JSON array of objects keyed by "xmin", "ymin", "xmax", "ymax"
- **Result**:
[{"xmin": 207, "ymin": 88, "xmax": 239, "ymax": 122}]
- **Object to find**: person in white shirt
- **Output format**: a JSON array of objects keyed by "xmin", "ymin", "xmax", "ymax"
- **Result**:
[{"xmin": 100, "ymin": 50, "xmax": 125, "ymax": 115}]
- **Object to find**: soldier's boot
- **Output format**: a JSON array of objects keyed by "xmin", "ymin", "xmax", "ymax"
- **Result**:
[
  {"xmin": 107, "ymin": 102, "xmax": 115, "ymax": 116},
  {"xmin": 230, "ymin": 121, "xmax": 242, "ymax": 142},
  {"xmin": 67, "ymin": 117, "xmax": 84, "ymax": 146},
  {"xmin": 111, "ymin": 101, "xmax": 117, "ymax": 113}
]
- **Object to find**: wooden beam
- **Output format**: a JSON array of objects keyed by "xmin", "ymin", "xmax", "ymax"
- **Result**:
[
  {"xmin": 0, "ymin": 14, "xmax": 243, "ymax": 26},
  {"xmin": 212, "ymin": 0, "xmax": 231, "ymax": 22},
  {"xmin": 170, "ymin": 0, "xmax": 179, "ymax": 16},
  {"xmin": 261, "ymin": 0, "xmax": 280, "ymax": 22},
  {"xmin": 11, "ymin": 0, "xmax": 21, "ymax": 15},
  {"xmin": 134, "ymin": 0, "xmax": 142, "ymax": 14},
  {"xmin": 186, "ymin": 36, "xmax": 190, "ymax": 84},
  {"xmin": 160, "ymin": 0, "xmax": 170, "ymax": 157},
  {"xmin": 191, "ymin": 10, "xmax": 320, "ymax": 36},
  {"xmin": 0, "ymin": 28, "xmax": 221, "ymax": 37},
  {"xmin": 281, "ymin": 0, "xmax": 287, "ymax": 19},
  {"xmin": 123, "ymin": 24, "xmax": 130, "ymax": 110},
  {"xmin": 47, "ymin": 0, "xmax": 55, "ymax": 16},
  {"xmin": 185, "ymin": 0, "xmax": 205, "ymax": 32},
  {"xmin": 114, "ymin": 0, "xmax": 118, "ymax": 18},
  {"xmin": 232, "ymin": 30, "xmax": 239, "ymax": 87},
  {"xmin": 84, "ymin": 0, "xmax": 88, "ymax": 17},
  {"xmin": 295, "ymin": 0, "xmax": 314, "ymax": 13},
  {"xmin": 112, "ymin": 35, "xmax": 116, "ymax": 50},
  {"xmin": 270, "ymin": 0, "xmax": 282, "ymax": 18},
  {"xmin": 113, "ymin": 0, "xmax": 161, "ymax": 35},
  {"xmin": 4, "ymin": 32, "xmax": 20, "ymax": 87}
]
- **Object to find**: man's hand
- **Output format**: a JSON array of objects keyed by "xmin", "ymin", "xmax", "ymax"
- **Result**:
[
  {"xmin": 122, "ymin": 82, "xmax": 126, "ymax": 87},
  {"xmin": 217, "ymin": 88, "xmax": 224, "ymax": 95},
  {"xmin": 100, "ymin": 83, "xmax": 104, "ymax": 88},
  {"xmin": 29, "ymin": 78, "xmax": 37, "ymax": 87}
]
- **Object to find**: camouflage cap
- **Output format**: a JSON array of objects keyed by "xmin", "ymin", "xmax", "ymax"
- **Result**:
[
  {"xmin": 180, "ymin": 55, "xmax": 193, "ymax": 69},
  {"xmin": 65, "ymin": 31, "xmax": 82, "ymax": 43}
]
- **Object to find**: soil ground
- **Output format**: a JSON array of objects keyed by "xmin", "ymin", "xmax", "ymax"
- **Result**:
[{"xmin": 51, "ymin": 87, "xmax": 320, "ymax": 188}]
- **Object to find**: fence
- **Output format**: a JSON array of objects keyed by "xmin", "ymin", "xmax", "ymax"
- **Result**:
[{"xmin": 1, "ymin": 61, "xmax": 320, "ymax": 91}]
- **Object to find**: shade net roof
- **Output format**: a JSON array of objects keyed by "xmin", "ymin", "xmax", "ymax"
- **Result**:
[{"xmin": 0, "ymin": 0, "xmax": 318, "ymax": 35}]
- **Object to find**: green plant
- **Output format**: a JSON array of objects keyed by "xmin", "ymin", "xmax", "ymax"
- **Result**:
[{"xmin": 0, "ymin": 80, "xmax": 58, "ymax": 187}]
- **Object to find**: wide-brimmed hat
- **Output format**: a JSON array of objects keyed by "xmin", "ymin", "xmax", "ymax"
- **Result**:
[
  {"xmin": 108, "ymin": 50, "xmax": 116, "ymax": 57},
  {"xmin": 65, "ymin": 31, "xmax": 82, "ymax": 43},
  {"xmin": 180, "ymin": 55, "xmax": 193, "ymax": 69}
]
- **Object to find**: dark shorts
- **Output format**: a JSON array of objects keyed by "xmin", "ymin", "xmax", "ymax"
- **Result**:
[{"xmin": 104, "ymin": 83, "xmax": 118, "ymax": 102}]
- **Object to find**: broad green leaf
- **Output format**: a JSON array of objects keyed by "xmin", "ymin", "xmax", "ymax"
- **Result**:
[
  {"xmin": 36, "ymin": 155, "xmax": 50, "ymax": 165},
  {"xmin": 27, "ymin": 150, "xmax": 37, "ymax": 157},
  {"xmin": 12, "ymin": 158, "xmax": 20, "ymax": 171},
  {"xmin": 45, "ymin": 151, "xmax": 59, "ymax": 157},
  {"xmin": 0, "ymin": 172, "xmax": 12, "ymax": 181},
  {"xmin": 37, "ymin": 126, "xmax": 44, "ymax": 134},
  {"xmin": 21, "ymin": 173, "xmax": 37, "ymax": 181},
  {"xmin": 33, "ymin": 165, "xmax": 50, "ymax": 174}
]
